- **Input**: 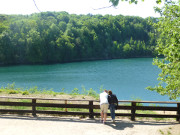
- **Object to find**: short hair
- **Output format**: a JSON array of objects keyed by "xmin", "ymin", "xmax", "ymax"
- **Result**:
[{"xmin": 108, "ymin": 90, "xmax": 112, "ymax": 95}]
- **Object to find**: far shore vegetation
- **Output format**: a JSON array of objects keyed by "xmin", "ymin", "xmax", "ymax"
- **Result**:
[{"xmin": 0, "ymin": 12, "xmax": 157, "ymax": 66}]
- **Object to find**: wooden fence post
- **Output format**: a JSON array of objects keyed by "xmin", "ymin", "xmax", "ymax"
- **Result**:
[
  {"xmin": 89, "ymin": 101, "xmax": 94, "ymax": 119},
  {"xmin": 65, "ymin": 100, "xmax": 67, "ymax": 112},
  {"xmin": 32, "ymin": 99, "xmax": 37, "ymax": 117},
  {"xmin": 177, "ymin": 103, "xmax": 180, "ymax": 122},
  {"xmin": 131, "ymin": 102, "xmax": 136, "ymax": 121}
]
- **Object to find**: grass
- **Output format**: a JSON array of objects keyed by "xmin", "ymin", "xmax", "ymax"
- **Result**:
[
  {"xmin": 0, "ymin": 83, "xmax": 101, "ymax": 99},
  {"xmin": 159, "ymin": 129, "xmax": 165, "ymax": 135},
  {"xmin": 159, "ymin": 129, "xmax": 172, "ymax": 135}
]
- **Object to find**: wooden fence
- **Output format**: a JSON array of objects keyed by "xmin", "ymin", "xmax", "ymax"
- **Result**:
[{"xmin": 0, "ymin": 96, "xmax": 180, "ymax": 122}]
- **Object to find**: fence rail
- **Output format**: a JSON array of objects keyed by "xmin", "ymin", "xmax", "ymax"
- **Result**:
[{"xmin": 0, "ymin": 96, "xmax": 179, "ymax": 122}]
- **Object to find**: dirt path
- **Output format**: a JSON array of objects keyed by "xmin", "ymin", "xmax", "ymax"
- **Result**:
[{"xmin": 0, "ymin": 114, "xmax": 179, "ymax": 135}]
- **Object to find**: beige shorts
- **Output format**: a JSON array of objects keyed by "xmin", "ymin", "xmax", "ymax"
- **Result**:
[{"xmin": 100, "ymin": 104, "xmax": 109, "ymax": 113}]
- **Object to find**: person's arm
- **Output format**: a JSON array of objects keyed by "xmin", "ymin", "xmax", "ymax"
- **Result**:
[
  {"xmin": 108, "ymin": 95, "xmax": 110, "ymax": 104},
  {"xmin": 115, "ymin": 95, "xmax": 118, "ymax": 105}
]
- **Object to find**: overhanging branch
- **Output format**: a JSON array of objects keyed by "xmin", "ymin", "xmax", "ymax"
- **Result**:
[
  {"xmin": 33, "ymin": 0, "xmax": 41, "ymax": 12},
  {"xmin": 93, "ymin": 4, "xmax": 117, "ymax": 10}
]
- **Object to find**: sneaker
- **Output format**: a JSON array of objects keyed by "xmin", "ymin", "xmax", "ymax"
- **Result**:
[
  {"xmin": 100, "ymin": 120, "xmax": 103, "ymax": 123},
  {"xmin": 112, "ymin": 120, "xmax": 115, "ymax": 123},
  {"xmin": 103, "ymin": 121, "xmax": 106, "ymax": 124}
]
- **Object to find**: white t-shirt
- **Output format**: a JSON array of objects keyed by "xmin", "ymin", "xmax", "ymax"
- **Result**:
[{"xmin": 100, "ymin": 91, "xmax": 108, "ymax": 105}]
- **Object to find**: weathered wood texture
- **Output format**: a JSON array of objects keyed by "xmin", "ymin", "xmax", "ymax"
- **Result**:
[{"xmin": 0, "ymin": 96, "xmax": 179, "ymax": 122}]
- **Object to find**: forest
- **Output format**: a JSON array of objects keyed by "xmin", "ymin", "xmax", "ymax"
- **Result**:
[{"xmin": 0, "ymin": 11, "xmax": 158, "ymax": 65}]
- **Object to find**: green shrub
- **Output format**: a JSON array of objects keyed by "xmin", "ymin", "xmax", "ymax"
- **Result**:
[
  {"xmin": 59, "ymin": 92, "xmax": 65, "ymax": 95},
  {"xmin": 53, "ymin": 93, "xmax": 57, "ymax": 96},
  {"xmin": 87, "ymin": 88, "xmax": 99, "ymax": 98},
  {"xmin": 6, "ymin": 82, "xmax": 16, "ymax": 90},
  {"xmin": 8, "ymin": 90, "xmax": 18, "ymax": 94},
  {"xmin": 22, "ymin": 91, "xmax": 29, "ymax": 95},
  {"xmin": 71, "ymin": 88, "xmax": 80, "ymax": 95},
  {"xmin": 28, "ymin": 86, "xmax": 38, "ymax": 94}
]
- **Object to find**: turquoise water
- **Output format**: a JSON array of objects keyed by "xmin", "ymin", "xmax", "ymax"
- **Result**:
[{"xmin": 0, "ymin": 58, "xmax": 171, "ymax": 101}]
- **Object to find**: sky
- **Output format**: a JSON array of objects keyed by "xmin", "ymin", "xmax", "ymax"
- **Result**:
[{"xmin": 0, "ymin": 0, "xmax": 164, "ymax": 18}]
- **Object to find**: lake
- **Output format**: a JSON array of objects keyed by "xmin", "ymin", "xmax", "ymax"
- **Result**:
[{"xmin": 0, "ymin": 58, "xmax": 171, "ymax": 101}]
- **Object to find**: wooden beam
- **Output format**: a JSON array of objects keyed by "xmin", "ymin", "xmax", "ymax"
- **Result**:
[
  {"xmin": 136, "ymin": 106, "xmax": 177, "ymax": 111},
  {"xmin": 89, "ymin": 101, "xmax": 94, "ymax": 119},
  {"xmin": 131, "ymin": 102, "xmax": 136, "ymax": 121},
  {"xmin": 32, "ymin": 99, "xmax": 37, "ymax": 117},
  {"xmin": 177, "ymin": 103, "xmax": 180, "ymax": 122}
]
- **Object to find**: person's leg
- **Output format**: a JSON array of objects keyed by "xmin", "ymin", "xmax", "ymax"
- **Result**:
[
  {"xmin": 103, "ymin": 113, "xmax": 107, "ymax": 123},
  {"xmin": 100, "ymin": 104, "xmax": 105, "ymax": 122},
  {"xmin": 103, "ymin": 104, "xmax": 109, "ymax": 124},
  {"xmin": 110, "ymin": 104, "xmax": 115, "ymax": 121},
  {"xmin": 112, "ymin": 104, "xmax": 115, "ymax": 120},
  {"xmin": 112, "ymin": 105, "xmax": 116, "ymax": 123},
  {"xmin": 101, "ymin": 111, "xmax": 104, "ymax": 121},
  {"xmin": 109, "ymin": 104, "xmax": 113, "ymax": 120}
]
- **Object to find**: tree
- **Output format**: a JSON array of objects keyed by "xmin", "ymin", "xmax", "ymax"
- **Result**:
[
  {"xmin": 147, "ymin": 1, "xmax": 180, "ymax": 100},
  {"xmin": 0, "ymin": 11, "xmax": 156, "ymax": 65},
  {"xmin": 123, "ymin": 43, "xmax": 131, "ymax": 54},
  {"xmin": 0, "ymin": 31, "xmax": 14, "ymax": 64},
  {"xmin": 26, "ymin": 28, "xmax": 43, "ymax": 63}
]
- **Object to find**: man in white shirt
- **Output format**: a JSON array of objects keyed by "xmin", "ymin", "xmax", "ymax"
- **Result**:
[{"xmin": 99, "ymin": 90, "xmax": 109, "ymax": 124}]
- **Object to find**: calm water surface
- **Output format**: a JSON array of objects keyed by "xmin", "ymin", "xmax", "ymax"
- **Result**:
[{"xmin": 0, "ymin": 58, "xmax": 171, "ymax": 101}]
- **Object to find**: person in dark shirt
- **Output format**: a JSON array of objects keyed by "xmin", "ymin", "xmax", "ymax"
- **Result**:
[{"xmin": 108, "ymin": 90, "xmax": 118, "ymax": 123}]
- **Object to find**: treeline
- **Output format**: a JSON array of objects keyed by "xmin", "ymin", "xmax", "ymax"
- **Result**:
[{"xmin": 0, "ymin": 12, "xmax": 157, "ymax": 65}]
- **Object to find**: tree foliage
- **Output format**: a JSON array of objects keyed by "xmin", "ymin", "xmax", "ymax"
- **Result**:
[
  {"xmin": 147, "ymin": 1, "xmax": 180, "ymax": 100},
  {"xmin": 109, "ymin": 0, "xmax": 165, "ymax": 6},
  {"xmin": 0, "ymin": 12, "xmax": 157, "ymax": 65}
]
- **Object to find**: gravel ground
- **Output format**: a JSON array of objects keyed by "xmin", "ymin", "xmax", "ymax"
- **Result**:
[{"xmin": 0, "ymin": 114, "xmax": 179, "ymax": 135}]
